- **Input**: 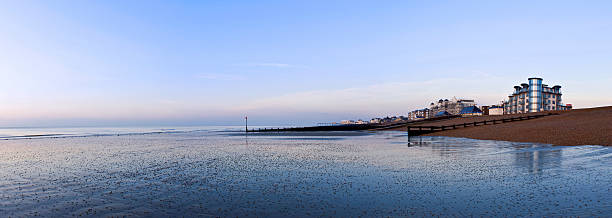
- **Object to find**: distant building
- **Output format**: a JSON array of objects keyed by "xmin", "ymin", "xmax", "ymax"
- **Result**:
[
  {"xmin": 488, "ymin": 105, "xmax": 504, "ymax": 115},
  {"xmin": 434, "ymin": 111, "xmax": 452, "ymax": 117},
  {"xmin": 504, "ymin": 77, "xmax": 572, "ymax": 114},
  {"xmin": 481, "ymin": 105, "xmax": 504, "ymax": 115},
  {"xmin": 355, "ymin": 119, "xmax": 367, "ymax": 124},
  {"xmin": 408, "ymin": 108, "xmax": 430, "ymax": 120},
  {"xmin": 459, "ymin": 106, "xmax": 483, "ymax": 116},
  {"xmin": 430, "ymin": 97, "xmax": 477, "ymax": 116},
  {"xmin": 375, "ymin": 116, "xmax": 406, "ymax": 123},
  {"xmin": 481, "ymin": 106, "xmax": 490, "ymax": 115},
  {"xmin": 340, "ymin": 120, "xmax": 355, "ymax": 125},
  {"xmin": 381, "ymin": 117, "xmax": 394, "ymax": 123}
]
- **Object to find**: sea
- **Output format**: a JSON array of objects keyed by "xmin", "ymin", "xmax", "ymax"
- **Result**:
[{"xmin": 1, "ymin": 126, "xmax": 611, "ymax": 217}]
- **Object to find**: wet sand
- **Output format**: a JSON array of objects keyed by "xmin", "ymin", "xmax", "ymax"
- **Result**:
[
  {"xmin": 2, "ymin": 130, "xmax": 611, "ymax": 216},
  {"xmin": 387, "ymin": 106, "xmax": 612, "ymax": 146}
]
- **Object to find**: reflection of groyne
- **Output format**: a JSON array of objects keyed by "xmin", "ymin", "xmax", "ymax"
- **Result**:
[
  {"xmin": 248, "ymin": 115, "xmax": 461, "ymax": 132},
  {"xmin": 406, "ymin": 113, "xmax": 559, "ymax": 136}
]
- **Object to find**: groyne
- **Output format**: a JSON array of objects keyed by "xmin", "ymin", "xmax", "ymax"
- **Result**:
[
  {"xmin": 248, "ymin": 115, "xmax": 461, "ymax": 132},
  {"xmin": 419, "ymin": 106, "xmax": 612, "ymax": 146}
]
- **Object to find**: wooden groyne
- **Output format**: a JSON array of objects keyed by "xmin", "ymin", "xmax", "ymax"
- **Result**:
[
  {"xmin": 406, "ymin": 113, "xmax": 560, "ymax": 136},
  {"xmin": 248, "ymin": 115, "xmax": 461, "ymax": 132},
  {"xmin": 248, "ymin": 113, "xmax": 560, "ymax": 134}
]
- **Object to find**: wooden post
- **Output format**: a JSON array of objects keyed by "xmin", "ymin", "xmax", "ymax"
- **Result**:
[{"xmin": 407, "ymin": 125, "xmax": 410, "ymax": 138}]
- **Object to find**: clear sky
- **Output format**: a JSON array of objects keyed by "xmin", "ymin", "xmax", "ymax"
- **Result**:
[{"xmin": 1, "ymin": 0, "xmax": 611, "ymax": 126}]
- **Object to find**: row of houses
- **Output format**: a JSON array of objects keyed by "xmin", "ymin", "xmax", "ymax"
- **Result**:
[
  {"xmin": 332, "ymin": 77, "xmax": 573, "ymax": 125},
  {"xmin": 336, "ymin": 116, "xmax": 409, "ymax": 125},
  {"xmin": 407, "ymin": 77, "xmax": 572, "ymax": 120},
  {"xmin": 408, "ymin": 97, "xmax": 492, "ymax": 120}
]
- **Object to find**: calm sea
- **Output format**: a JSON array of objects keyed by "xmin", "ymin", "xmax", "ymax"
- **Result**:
[{"xmin": 1, "ymin": 126, "xmax": 610, "ymax": 217}]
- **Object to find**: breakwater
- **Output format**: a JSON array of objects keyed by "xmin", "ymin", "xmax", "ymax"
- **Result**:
[
  {"xmin": 249, "ymin": 113, "xmax": 561, "ymax": 136},
  {"xmin": 248, "ymin": 115, "xmax": 461, "ymax": 132},
  {"xmin": 405, "ymin": 113, "xmax": 559, "ymax": 136}
]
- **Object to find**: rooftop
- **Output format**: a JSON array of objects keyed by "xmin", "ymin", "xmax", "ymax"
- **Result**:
[{"xmin": 460, "ymin": 106, "xmax": 483, "ymax": 114}]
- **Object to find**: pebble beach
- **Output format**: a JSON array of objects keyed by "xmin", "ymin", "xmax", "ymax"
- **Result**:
[{"xmin": 388, "ymin": 106, "xmax": 612, "ymax": 146}]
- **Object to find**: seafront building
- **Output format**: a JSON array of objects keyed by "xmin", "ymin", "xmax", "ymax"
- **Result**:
[
  {"xmin": 340, "ymin": 120, "xmax": 356, "ymax": 125},
  {"xmin": 407, "ymin": 97, "xmax": 479, "ymax": 120},
  {"xmin": 429, "ymin": 97, "xmax": 477, "ymax": 116},
  {"xmin": 404, "ymin": 77, "xmax": 572, "ymax": 120},
  {"xmin": 459, "ymin": 106, "xmax": 483, "ymax": 116},
  {"xmin": 337, "ymin": 116, "xmax": 409, "ymax": 125},
  {"xmin": 504, "ymin": 77, "xmax": 571, "ymax": 114},
  {"xmin": 408, "ymin": 108, "xmax": 430, "ymax": 120},
  {"xmin": 488, "ymin": 105, "xmax": 504, "ymax": 115},
  {"xmin": 481, "ymin": 105, "xmax": 504, "ymax": 115}
]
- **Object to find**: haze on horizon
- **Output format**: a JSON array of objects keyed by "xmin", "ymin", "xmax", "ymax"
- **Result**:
[{"xmin": 1, "ymin": 0, "xmax": 611, "ymax": 127}]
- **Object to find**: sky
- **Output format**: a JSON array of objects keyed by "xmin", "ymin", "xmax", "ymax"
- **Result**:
[{"xmin": 1, "ymin": 0, "xmax": 611, "ymax": 126}]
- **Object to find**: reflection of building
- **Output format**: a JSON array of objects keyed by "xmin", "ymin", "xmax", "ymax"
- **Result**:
[
  {"xmin": 430, "ymin": 97, "xmax": 476, "ymax": 116},
  {"xmin": 504, "ymin": 77, "xmax": 572, "ymax": 114},
  {"xmin": 514, "ymin": 146, "xmax": 562, "ymax": 174}
]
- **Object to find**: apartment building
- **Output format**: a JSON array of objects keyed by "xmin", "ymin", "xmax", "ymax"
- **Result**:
[
  {"xmin": 504, "ymin": 77, "xmax": 571, "ymax": 114},
  {"xmin": 408, "ymin": 108, "xmax": 430, "ymax": 120}
]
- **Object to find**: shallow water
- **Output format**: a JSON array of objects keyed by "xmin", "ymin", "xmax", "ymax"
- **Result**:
[{"xmin": 0, "ymin": 128, "xmax": 611, "ymax": 217}]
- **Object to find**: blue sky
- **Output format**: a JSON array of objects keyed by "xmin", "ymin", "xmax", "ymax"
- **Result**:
[{"xmin": 1, "ymin": 0, "xmax": 611, "ymax": 126}]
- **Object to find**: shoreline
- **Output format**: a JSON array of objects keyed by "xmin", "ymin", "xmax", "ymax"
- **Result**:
[{"xmin": 385, "ymin": 106, "xmax": 612, "ymax": 146}]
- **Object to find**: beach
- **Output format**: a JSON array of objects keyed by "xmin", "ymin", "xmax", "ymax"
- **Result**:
[
  {"xmin": 1, "ymin": 129, "xmax": 611, "ymax": 216},
  {"xmin": 387, "ymin": 106, "xmax": 612, "ymax": 146}
]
